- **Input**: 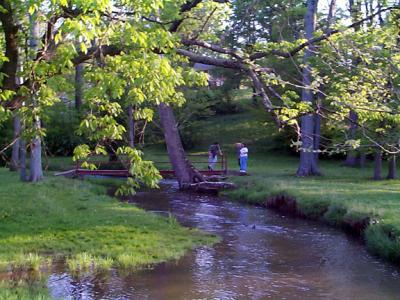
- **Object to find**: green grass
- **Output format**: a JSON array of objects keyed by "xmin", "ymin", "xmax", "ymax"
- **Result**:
[
  {"xmin": 0, "ymin": 280, "xmax": 50, "ymax": 300},
  {"xmin": 0, "ymin": 169, "xmax": 217, "ymax": 296}
]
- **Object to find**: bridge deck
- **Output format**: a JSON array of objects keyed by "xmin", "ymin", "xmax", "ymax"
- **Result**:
[{"xmin": 73, "ymin": 169, "xmax": 226, "ymax": 178}]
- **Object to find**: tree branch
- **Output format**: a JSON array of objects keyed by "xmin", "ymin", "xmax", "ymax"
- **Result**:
[
  {"xmin": 176, "ymin": 48, "xmax": 246, "ymax": 69},
  {"xmin": 0, "ymin": 0, "xmax": 19, "ymax": 91},
  {"xmin": 181, "ymin": 38, "xmax": 243, "ymax": 59},
  {"xmin": 250, "ymin": 5, "xmax": 400, "ymax": 60},
  {"xmin": 169, "ymin": 0, "xmax": 229, "ymax": 32}
]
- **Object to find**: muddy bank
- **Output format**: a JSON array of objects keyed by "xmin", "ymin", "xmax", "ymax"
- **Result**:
[
  {"xmin": 265, "ymin": 194, "xmax": 369, "ymax": 236},
  {"xmin": 264, "ymin": 193, "xmax": 399, "ymax": 265}
]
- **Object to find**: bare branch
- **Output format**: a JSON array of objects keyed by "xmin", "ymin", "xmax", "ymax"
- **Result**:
[{"xmin": 181, "ymin": 38, "xmax": 243, "ymax": 59}]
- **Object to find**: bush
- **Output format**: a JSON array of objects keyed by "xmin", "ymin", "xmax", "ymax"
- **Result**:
[
  {"xmin": 365, "ymin": 223, "xmax": 400, "ymax": 264},
  {"xmin": 323, "ymin": 203, "xmax": 347, "ymax": 226},
  {"xmin": 43, "ymin": 103, "xmax": 84, "ymax": 156}
]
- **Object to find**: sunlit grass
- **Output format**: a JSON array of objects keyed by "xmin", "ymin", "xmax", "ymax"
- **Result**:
[{"xmin": 0, "ymin": 168, "xmax": 217, "ymax": 295}]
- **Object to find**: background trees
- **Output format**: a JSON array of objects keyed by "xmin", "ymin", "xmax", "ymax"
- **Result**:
[{"xmin": 0, "ymin": 0, "xmax": 399, "ymax": 189}]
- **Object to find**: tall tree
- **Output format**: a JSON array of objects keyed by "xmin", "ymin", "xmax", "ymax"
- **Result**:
[
  {"xmin": 297, "ymin": 0, "xmax": 320, "ymax": 176},
  {"xmin": 28, "ymin": 12, "xmax": 43, "ymax": 182}
]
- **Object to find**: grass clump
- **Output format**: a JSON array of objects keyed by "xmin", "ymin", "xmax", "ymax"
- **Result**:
[{"xmin": 0, "ymin": 280, "xmax": 50, "ymax": 300}]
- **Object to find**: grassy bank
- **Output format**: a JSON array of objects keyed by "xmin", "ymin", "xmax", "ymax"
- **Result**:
[{"xmin": 0, "ymin": 168, "xmax": 217, "ymax": 298}]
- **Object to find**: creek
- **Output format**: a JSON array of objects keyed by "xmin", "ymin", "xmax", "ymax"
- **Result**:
[{"xmin": 48, "ymin": 180, "xmax": 400, "ymax": 299}]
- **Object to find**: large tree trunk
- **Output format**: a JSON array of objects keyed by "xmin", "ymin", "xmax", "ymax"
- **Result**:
[
  {"xmin": 75, "ymin": 63, "xmax": 84, "ymax": 110},
  {"xmin": 251, "ymin": 86, "xmax": 258, "ymax": 105},
  {"xmin": 297, "ymin": 0, "xmax": 320, "ymax": 176},
  {"xmin": 387, "ymin": 155, "xmax": 397, "ymax": 179},
  {"xmin": 128, "ymin": 104, "xmax": 135, "ymax": 148},
  {"xmin": 344, "ymin": 110, "xmax": 358, "ymax": 167},
  {"xmin": 9, "ymin": 114, "xmax": 20, "ymax": 171},
  {"xmin": 29, "ymin": 136, "xmax": 43, "ymax": 182},
  {"xmin": 373, "ymin": 149, "xmax": 382, "ymax": 180},
  {"xmin": 29, "ymin": 12, "xmax": 43, "ymax": 182},
  {"xmin": 158, "ymin": 103, "xmax": 204, "ymax": 187}
]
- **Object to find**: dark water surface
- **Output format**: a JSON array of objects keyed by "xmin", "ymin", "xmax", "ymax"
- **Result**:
[{"xmin": 48, "ymin": 181, "xmax": 400, "ymax": 299}]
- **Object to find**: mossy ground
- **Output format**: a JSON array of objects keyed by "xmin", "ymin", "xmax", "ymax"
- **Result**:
[{"xmin": 0, "ymin": 169, "xmax": 217, "ymax": 297}]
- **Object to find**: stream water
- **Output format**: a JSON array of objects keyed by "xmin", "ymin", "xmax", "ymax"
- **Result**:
[{"xmin": 47, "ymin": 181, "xmax": 400, "ymax": 299}]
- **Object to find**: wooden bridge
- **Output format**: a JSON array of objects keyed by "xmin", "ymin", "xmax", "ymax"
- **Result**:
[{"xmin": 57, "ymin": 153, "xmax": 228, "ymax": 178}]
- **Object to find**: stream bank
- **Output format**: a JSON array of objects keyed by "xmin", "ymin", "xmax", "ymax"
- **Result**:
[{"xmin": 225, "ymin": 180, "xmax": 400, "ymax": 267}]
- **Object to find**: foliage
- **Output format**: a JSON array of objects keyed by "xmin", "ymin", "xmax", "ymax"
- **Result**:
[
  {"xmin": 0, "ymin": 0, "xmax": 217, "ymax": 189},
  {"xmin": 311, "ymin": 18, "xmax": 400, "ymax": 155}
]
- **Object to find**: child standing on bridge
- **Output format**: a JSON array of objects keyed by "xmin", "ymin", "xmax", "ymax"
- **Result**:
[
  {"xmin": 208, "ymin": 142, "xmax": 223, "ymax": 171},
  {"xmin": 239, "ymin": 143, "xmax": 249, "ymax": 175}
]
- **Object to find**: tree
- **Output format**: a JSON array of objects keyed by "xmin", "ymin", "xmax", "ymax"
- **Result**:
[
  {"xmin": 0, "ymin": 0, "xmax": 211, "ymax": 190},
  {"xmin": 28, "ymin": 11, "xmax": 43, "ymax": 182},
  {"xmin": 1, "ymin": 0, "xmax": 399, "ymax": 189},
  {"xmin": 296, "ymin": 0, "xmax": 320, "ymax": 176}
]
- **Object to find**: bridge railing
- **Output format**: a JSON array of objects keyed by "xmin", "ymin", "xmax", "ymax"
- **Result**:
[
  {"xmin": 150, "ymin": 152, "xmax": 228, "ymax": 174},
  {"xmin": 75, "ymin": 152, "xmax": 228, "ymax": 175}
]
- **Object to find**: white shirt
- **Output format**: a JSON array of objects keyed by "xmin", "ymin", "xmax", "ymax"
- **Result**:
[{"xmin": 240, "ymin": 147, "xmax": 248, "ymax": 157}]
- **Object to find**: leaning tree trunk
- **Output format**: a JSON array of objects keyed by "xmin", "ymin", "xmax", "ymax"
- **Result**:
[
  {"xmin": 297, "ymin": 0, "xmax": 320, "ymax": 176},
  {"xmin": 128, "ymin": 104, "xmax": 135, "ymax": 148},
  {"xmin": 158, "ymin": 103, "xmax": 204, "ymax": 187},
  {"xmin": 387, "ymin": 155, "xmax": 397, "ymax": 179},
  {"xmin": 373, "ymin": 149, "xmax": 382, "ymax": 180},
  {"xmin": 29, "ymin": 12, "xmax": 43, "ymax": 182}
]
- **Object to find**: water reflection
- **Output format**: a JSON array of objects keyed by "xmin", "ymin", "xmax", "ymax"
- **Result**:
[{"xmin": 47, "ymin": 181, "xmax": 400, "ymax": 299}]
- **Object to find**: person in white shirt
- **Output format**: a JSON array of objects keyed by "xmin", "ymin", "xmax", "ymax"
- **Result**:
[{"xmin": 239, "ymin": 143, "xmax": 248, "ymax": 174}]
